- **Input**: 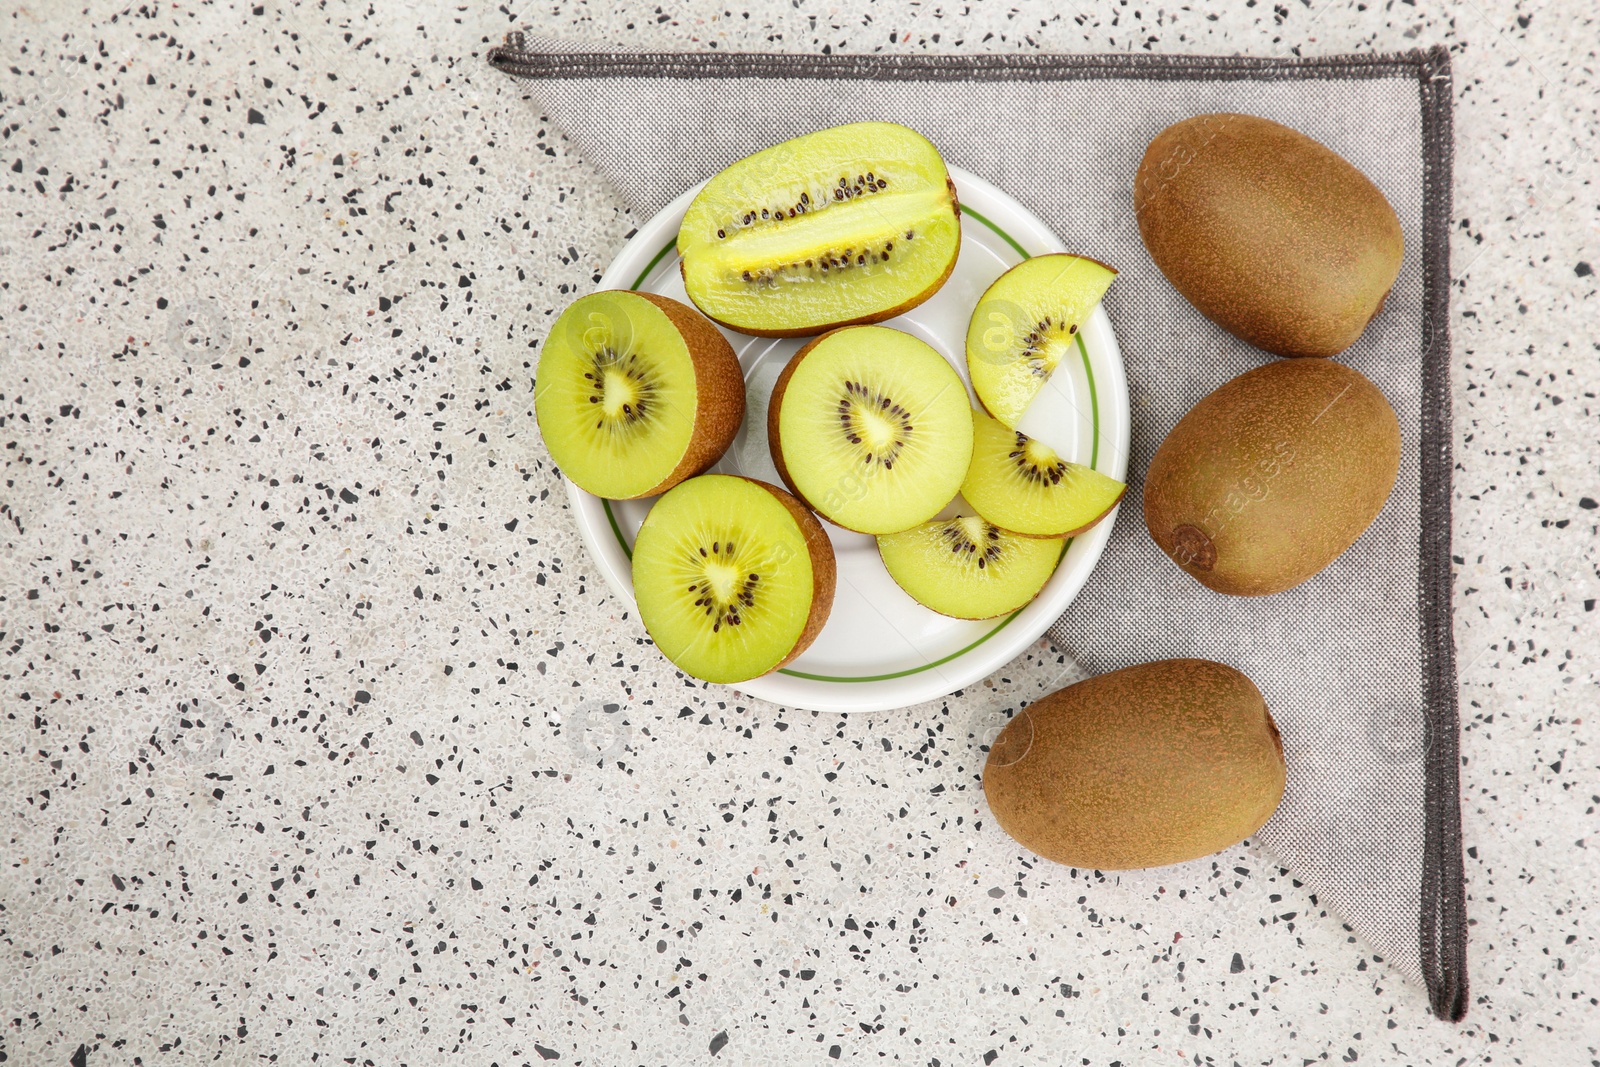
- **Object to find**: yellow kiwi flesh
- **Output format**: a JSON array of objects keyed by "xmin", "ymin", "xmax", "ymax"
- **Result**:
[
  {"xmin": 631, "ymin": 475, "xmax": 835, "ymax": 684},
  {"xmin": 678, "ymin": 122, "xmax": 961, "ymax": 337},
  {"xmin": 534, "ymin": 290, "xmax": 744, "ymax": 500}
]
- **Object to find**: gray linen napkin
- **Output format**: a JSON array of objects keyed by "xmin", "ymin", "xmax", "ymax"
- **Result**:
[{"xmin": 487, "ymin": 36, "xmax": 1466, "ymax": 1020}]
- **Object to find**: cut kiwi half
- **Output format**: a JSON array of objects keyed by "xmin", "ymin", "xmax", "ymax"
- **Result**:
[
  {"xmin": 534, "ymin": 290, "xmax": 744, "ymax": 499},
  {"xmin": 768, "ymin": 325, "xmax": 973, "ymax": 535},
  {"xmin": 878, "ymin": 514, "xmax": 1063, "ymax": 620},
  {"xmin": 678, "ymin": 122, "xmax": 962, "ymax": 337},
  {"xmin": 966, "ymin": 254, "xmax": 1118, "ymax": 429},
  {"xmin": 632, "ymin": 474, "xmax": 836, "ymax": 684},
  {"xmin": 962, "ymin": 408, "xmax": 1126, "ymax": 538}
]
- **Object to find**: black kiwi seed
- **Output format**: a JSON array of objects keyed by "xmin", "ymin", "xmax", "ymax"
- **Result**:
[
  {"xmin": 686, "ymin": 543, "xmax": 764, "ymax": 634},
  {"xmin": 836, "ymin": 380, "xmax": 914, "ymax": 470},
  {"xmin": 585, "ymin": 348, "xmax": 658, "ymax": 432},
  {"xmin": 1009, "ymin": 430, "xmax": 1070, "ymax": 486},
  {"xmin": 936, "ymin": 519, "xmax": 1008, "ymax": 569}
]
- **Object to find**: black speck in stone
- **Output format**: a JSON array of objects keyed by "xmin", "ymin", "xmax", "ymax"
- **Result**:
[
  {"xmin": 470, "ymin": 878, "xmax": 483, "ymax": 890},
  {"xmin": 505, "ymin": 518, "xmax": 518, "ymax": 531},
  {"xmin": 72, "ymin": 1045, "xmax": 89, "ymax": 1067},
  {"xmin": 709, "ymin": 1031, "xmax": 729, "ymax": 1055},
  {"xmin": 828, "ymin": 1046, "xmax": 841, "ymax": 1060},
  {"xmin": 247, "ymin": 107, "xmax": 265, "ymax": 124},
  {"xmin": 339, "ymin": 488, "xmax": 358, "ymax": 504},
  {"xmin": 1231, "ymin": 952, "xmax": 1246, "ymax": 973},
  {"xmin": 983, "ymin": 1052, "xmax": 998, "ymax": 1065},
  {"xmin": 410, "ymin": 731, "xmax": 424, "ymax": 745},
  {"xmin": 354, "ymin": 690, "xmax": 371, "ymax": 704},
  {"xmin": 1579, "ymin": 497, "xmax": 1597, "ymax": 510},
  {"xmin": 534, "ymin": 1044, "xmax": 560, "ymax": 1061},
  {"xmin": 1577, "ymin": 261, "xmax": 1593, "ymax": 277}
]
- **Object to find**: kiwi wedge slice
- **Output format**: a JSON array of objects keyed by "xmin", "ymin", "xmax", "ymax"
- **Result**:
[
  {"xmin": 878, "ymin": 514, "xmax": 1062, "ymax": 619},
  {"xmin": 768, "ymin": 326, "xmax": 973, "ymax": 535},
  {"xmin": 632, "ymin": 474, "xmax": 835, "ymax": 684},
  {"xmin": 535, "ymin": 290, "xmax": 744, "ymax": 499},
  {"xmin": 966, "ymin": 254, "xmax": 1118, "ymax": 429},
  {"xmin": 678, "ymin": 122, "xmax": 961, "ymax": 337},
  {"xmin": 962, "ymin": 408, "xmax": 1126, "ymax": 538}
]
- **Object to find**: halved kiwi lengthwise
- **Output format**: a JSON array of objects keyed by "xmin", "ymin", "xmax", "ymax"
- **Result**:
[
  {"xmin": 962, "ymin": 408, "xmax": 1127, "ymax": 538},
  {"xmin": 534, "ymin": 290, "xmax": 744, "ymax": 499},
  {"xmin": 878, "ymin": 515, "xmax": 1062, "ymax": 620},
  {"xmin": 769, "ymin": 326, "xmax": 973, "ymax": 535},
  {"xmin": 678, "ymin": 122, "xmax": 962, "ymax": 337},
  {"xmin": 967, "ymin": 254, "xmax": 1118, "ymax": 429},
  {"xmin": 632, "ymin": 475, "xmax": 836, "ymax": 684}
]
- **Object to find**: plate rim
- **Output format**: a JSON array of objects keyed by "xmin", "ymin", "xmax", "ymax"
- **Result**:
[{"xmin": 567, "ymin": 164, "xmax": 1130, "ymax": 711}]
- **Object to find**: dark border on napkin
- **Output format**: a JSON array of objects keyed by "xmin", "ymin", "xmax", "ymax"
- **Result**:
[{"xmin": 486, "ymin": 40, "xmax": 1466, "ymax": 1022}]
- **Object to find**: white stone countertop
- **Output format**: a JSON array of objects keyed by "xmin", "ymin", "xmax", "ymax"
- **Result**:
[{"xmin": 1, "ymin": 1, "xmax": 1595, "ymax": 1064}]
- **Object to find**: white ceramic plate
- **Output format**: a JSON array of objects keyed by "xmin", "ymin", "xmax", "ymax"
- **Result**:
[{"xmin": 571, "ymin": 165, "xmax": 1129, "ymax": 712}]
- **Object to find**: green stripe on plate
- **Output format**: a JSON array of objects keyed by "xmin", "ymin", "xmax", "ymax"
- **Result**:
[{"xmin": 605, "ymin": 208, "xmax": 1104, "ymax": 684}]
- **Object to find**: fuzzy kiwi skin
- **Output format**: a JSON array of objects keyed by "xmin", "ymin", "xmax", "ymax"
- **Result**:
[
  {"xmin": 1134, "ymin": 114, "xmax": 1403, "ymax": 359},
  {"xmin": 1143, "ymin": 359, "xmax": 1400, "ymax": 596},
  {"xmin": 680, "ymin": 179, "xmax": 962, "ymax": 339},
  {"xmin": 734, "ymin": 476, "xmax": 838, "ymax": 670},
  {"xmin": 627, "ymin": 292, "xmax": 745, "ymax": 499},
  {"xmin": 983, "ymin": 659, "xmax": 1285, "ymax": 871}
]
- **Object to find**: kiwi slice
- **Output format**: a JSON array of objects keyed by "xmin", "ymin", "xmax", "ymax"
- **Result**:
[
  {"xmin": 678, "ymin": 122, "xmax": 961, "ymax": 337},
  {"xmin": 878, "ymin": 514, "xmax": 1062, "ymax": 619},
  {"xmin": 966, "ymin": 254, "xmax": 1118, "ymax": 429},
  {"xmin": 768, "ymin": 326, "xmax": 973, "ymax": 535},
  {"xmin": 534, "ymin": 290, "xmax": 744, "ymax": 499},
  {"xmin": 632, "ymin": 474, "xmax": 835, "ymax": 684},
  {"xmin": 962, "ymin": 408, "xmax": 1126, "ymax": 538}
]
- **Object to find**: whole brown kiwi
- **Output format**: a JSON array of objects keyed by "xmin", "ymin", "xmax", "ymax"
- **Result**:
[
  {"xmin": 1143, "ymin": 358, "xmax": 1401, "ymax": 596},
  {"xmin": 1133, "ymin": 113, "xmax": 1404, "ymax": 359},
  {"xmin": 982, "ymin": 659, "xmax": 1286, "ymax": 871}
]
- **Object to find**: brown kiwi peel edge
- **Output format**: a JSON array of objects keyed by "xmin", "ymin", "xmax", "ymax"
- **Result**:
[
  {"xmin": 1002, "ymin": 482, "xmax": 1128, "ymax": 541},
  {"xmin": 730, "ymin": 476, "xmax": 837, "ymax": 671},
  {"xmin": 765, "ymin": 330, "xmax": 883, "ymax": 538},
  {"xmin": 771, "ymin": 321, "xmax": 999, "ymax": 539},
  {"xmin": 629, "ymin": 291, "xmax": 746, "ymax": 499}
]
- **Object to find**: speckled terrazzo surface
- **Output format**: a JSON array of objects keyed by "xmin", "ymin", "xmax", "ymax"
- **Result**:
[{"xmin": 1, "ymin": 1, "xmax": 1595, "ymax": 1064}]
